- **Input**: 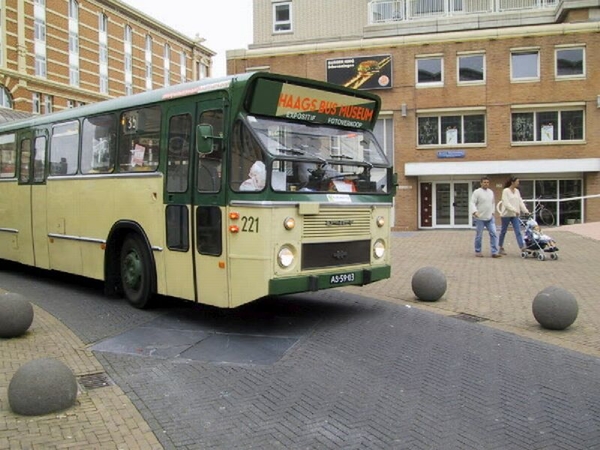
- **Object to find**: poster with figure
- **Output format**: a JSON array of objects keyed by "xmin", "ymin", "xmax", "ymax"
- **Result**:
[
  {"xmin": 326, "ymin": 55, "xmax": 393, "ymax": 90},
  {"xmin": 446, "ymin": 127, "xmax": 458, "ymax": 145},
  {"xmin": 541, "ymin": 124, "xmax": 554, "ymax": 142}
]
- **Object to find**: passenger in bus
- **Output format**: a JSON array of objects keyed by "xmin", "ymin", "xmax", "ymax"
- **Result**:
[{"xmin": 239, "ymin": 160, "xmax": 266, "ymax": 191}]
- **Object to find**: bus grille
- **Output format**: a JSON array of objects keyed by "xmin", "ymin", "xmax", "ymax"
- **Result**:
[
  {"xmin": 302, "ymin": 240, "xmax": 370, "ymax": 270},
  {"xmin": 302, "ymin": 208, "xmax": 371, "ymax": 239}
]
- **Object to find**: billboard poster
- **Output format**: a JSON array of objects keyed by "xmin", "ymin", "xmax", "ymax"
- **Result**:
[{"xmin": 326, "ymin": 55, "xmax": 393, "ymax": 90}]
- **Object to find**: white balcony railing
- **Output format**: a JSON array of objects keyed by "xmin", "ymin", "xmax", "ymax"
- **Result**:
[{"xmin": 369, "ymin": 0, "xmax": 557, "ymax": 23}]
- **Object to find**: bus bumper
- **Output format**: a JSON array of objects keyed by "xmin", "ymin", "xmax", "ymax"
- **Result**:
[{"xmin": 268, "ymin": 265, "xmax": 391, "ymax": 296}]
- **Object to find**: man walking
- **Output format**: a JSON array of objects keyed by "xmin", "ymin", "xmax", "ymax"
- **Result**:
[{"xmin": 471, "ymin": 176, "xmax": 501, "ymax": 258}]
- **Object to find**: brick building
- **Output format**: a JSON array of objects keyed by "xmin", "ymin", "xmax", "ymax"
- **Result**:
[
  {"xmin": 228, "ymin": 0, "xmax": 600, "ymax": 230},
  {"xmin": 0, "ymin": 0, "xmax": 213, "ymax": 115}
]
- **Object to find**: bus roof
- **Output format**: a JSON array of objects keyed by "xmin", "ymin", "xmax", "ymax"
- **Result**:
[{"xmin": 0, "ymin": 72, "xmax": 381, "ymax": 133}]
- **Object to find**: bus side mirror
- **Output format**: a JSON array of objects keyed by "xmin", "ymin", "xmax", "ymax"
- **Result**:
[{"xmin": 196, "ymin": 124, "xmax": 214, "ymax": 154}]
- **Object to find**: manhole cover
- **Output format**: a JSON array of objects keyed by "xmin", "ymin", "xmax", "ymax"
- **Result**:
[
  {"xmin": 78, "ymin": 372, "xmax": 113, "ymax": 390},
  {"xmin": 451, "ymin": 313, "xmax": 488, "ymax": 323}
]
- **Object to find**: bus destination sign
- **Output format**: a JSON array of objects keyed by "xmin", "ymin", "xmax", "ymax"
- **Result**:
[{"xmin": 248, "ymin": 79, "xmax": 378, "ymax": 130}]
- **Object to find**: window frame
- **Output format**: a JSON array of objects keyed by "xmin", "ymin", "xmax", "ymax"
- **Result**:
[
  {"xmin": 510, "ymin": 49, "xmax": 540, "ymax": 82},
  {"xmin": 555, "ymin": 45, "xmax": 585, "ymax": 80},
  {"xmin": 457, "ymin": 52, "xmax": 485, "ymax": 85},
  {"xmin": 417, "ymin": 110, "xmax": 486, "ymax": 148},
  {"xmin": 510, "ymin": 106, "xmax": 585, "ymax": 144},
  {"xmin": 273, "ymin": 1, "xmax": 292, "ymax": 33},
  {"xmin": 416, "ymin": 56, "xmax": 444, "ymax": 88}
]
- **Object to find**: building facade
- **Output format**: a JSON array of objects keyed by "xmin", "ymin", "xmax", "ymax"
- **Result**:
[
  {"xmin": 228, "ymin": 0, "xmax": 600, "ymax": 230},
  {"xmin": 0, "ymin": 0, "xmax": 213, "ymax": 115}
]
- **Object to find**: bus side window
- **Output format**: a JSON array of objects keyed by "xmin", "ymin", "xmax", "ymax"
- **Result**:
[
  {"xmin": 166, "ymin": 114, "xmax": 191, "ymax": 193},
  {"xmin": 118, "ymin": 106, "xmax": 161, "ymax": 172},
  {"xmin": 50, "ymin": 121, "xmax": 79, "ymax": 176},
  {"xmin": 33, "ymin": 136, "xmax": 47, "ymax": 183},
  {"xmin": 81, "ymin": 114, "xmax": 116, "ymax": 174},
  {"xmin": 197, "ymin": 109, "xmax": 223, "ymax": 192},
  {"xmin": 0, "ymin": 133, "xmax": 17, "ymax": 178}
]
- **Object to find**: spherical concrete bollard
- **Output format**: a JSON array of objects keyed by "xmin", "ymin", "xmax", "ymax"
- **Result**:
[
  {"xmin": 0, "ymin": 292, "xmax": 34, "ymax": 338},
  {"xmin": 411, "ymin": 266, "xmax": 447, "ymax": 302},
  {"xmin": 8, "ymin": 358, "xmax": 78, "ymax": 416},
  {"xmin": 532, "ymin": 286, "xmax": 579, "ymax": 330}
]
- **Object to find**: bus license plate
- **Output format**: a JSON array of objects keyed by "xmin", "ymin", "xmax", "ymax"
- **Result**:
[{"xmin": 330, "ymin": 272, "xmax": 355, "ymax": 285}]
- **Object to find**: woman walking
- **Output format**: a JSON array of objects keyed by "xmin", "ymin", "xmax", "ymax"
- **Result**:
[{"xmin": 498, "ymin": 176, "xmax": 529, "ymax": 255}]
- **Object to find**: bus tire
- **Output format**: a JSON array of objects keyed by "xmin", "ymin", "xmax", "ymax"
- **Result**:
[{"xmin": 120, "ymin": 234, "xmax": 154, "ymax": 309}]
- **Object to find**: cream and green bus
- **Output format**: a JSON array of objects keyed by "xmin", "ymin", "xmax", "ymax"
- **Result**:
[{"xmin": 0, "ymin": 72, "xmax": 394, "ymax": 309}]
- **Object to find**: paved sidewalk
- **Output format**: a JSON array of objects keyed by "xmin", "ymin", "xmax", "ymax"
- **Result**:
[
  {"xmin": 344, "ymin": 221, "xmax": 600, "ymax": 358},
  {"xmin": 0, "ymin": 297, "xmax": 162, "ymax": 450},
  {"xmin": 1, "ymin": 222, "xmax": 599, "ymax": 449}
]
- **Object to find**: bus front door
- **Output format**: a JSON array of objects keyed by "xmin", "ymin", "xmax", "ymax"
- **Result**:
[
  {"xmin": 192, "ymin": 98, "xmax": 229, "ymax": 307},
  {"xmin": 163, "ymin": 97, "xmax": 228, "ymax": 307}
]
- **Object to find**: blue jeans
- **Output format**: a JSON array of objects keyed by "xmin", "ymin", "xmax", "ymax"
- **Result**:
[
  {"xmin": 499, "ymin": 216, "xmax": 525, "ymax": 249},
  {"xmin": 474, "ymin": 218, "xmax": 499, "ymax": 254}
]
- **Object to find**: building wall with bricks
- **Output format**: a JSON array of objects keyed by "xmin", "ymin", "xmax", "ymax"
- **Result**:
[
  {"xmin": 230, "ymin": 1, "xmax": 600, "ymax": 230},
  {"xmin": 0, "ymin": 0, "xmax": 213, "ymax": 114}
]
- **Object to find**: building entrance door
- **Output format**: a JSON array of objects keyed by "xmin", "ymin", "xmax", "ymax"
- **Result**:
[{"xmin": 433, "ymin": 182, "xmax": 471, "ymax": 228}]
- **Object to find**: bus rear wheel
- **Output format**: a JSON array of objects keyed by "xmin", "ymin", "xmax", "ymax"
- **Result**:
[{"xmin": 120, "ymin": 234, "xmax": 153, "ymax": 309}]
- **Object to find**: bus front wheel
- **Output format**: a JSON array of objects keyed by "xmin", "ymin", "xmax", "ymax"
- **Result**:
[{"xmin": 120, "ymin": 234, "xmax": 153, "ymax": 309}]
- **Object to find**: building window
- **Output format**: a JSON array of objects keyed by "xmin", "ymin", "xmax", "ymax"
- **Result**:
[
  {"xmin": 458, "ymin": 53, "xmax": 485, "ymax": 84},
  {"xmin": 34, "ymin": 18, "xmax": 46, "ymax": 41},
  {"xmin": 373, "ymin": 116, "xmax": 394, "ymax": 161},
  {"xmin": 555, "ymin": 46, "xmax": 584, "ymax": 79},
  {"xmin": 511, "ymin": 50, "xmax": 539, "ymax": 81},
  {"xmin": 35, "ymin": 55, "xmax": 46, "ymax": 77},
  {"xmin": 0, "ymin": 86, "xmax": 13, "ymax": 108},
  {"xmin": 124, "ymin": 25, "xmax": 133, "ymax": 94},
  {"xmin": 418, "ymin": 113, "xmax": 485, "ymax": 146},
  {"xmin": 180, "ymin": 51, "xmax": 187, "ymax": 83},
  {"xmin": 196, "ymin": 61, "xmax": 207, "ymax": 80},
  {"xmin": 273, "ymin": 2, "xmax": 292, "ymax": 33},
  {"xmin": 68, "ymin": 0, "xmax": 78, "ymax": 20},
  {"xmin": 70, "ymin": 66, "xmax": 79, "ymax": 86},
  {"xmin": 145, "ymin": 35, "xmax": 153, "ymax": 90},
  {"xmin": 32, "ymin": 93, "xmax": 41, "ymax": 113},
  {"xmin": 511, "ymin": 108, "xmax": 584, "ymax": 143},
  {"xmin": 416, "ymin": 57, "xmax": 443, "ymax": 86},
  {"xmin": 98, "ymin": 12, "xmax": 108, "ymax": 33},
  {"xmin": 164, "ymin": 44, "xmax": 171, "ymax": 87},
  {"xmin": 44, "ymin": 95, "xmax": 53, "ymax": 114},
  {"xmin": 33, "ymin": 0, "xmax": 46, "ymax": 78}
]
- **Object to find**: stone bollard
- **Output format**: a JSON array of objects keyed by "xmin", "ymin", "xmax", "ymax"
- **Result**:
[
  {"xmin": 0, "ymin": 292, "xmax": 34, "ymax": 338},
  {"xmin": 8, "ymin": 358, "xmax": 78, "ymax": 416},
  {"xmin": 411, "ymin": 266, "xmax": 447, "ymax": 302},
  {"xmin": 532, "ymin": 286, "xmax": 578, "ymax": 330}
]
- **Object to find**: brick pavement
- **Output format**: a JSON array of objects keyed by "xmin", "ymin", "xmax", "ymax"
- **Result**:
[
  {"xmin": 0, "ymin": 222, "xmax": 599, "ymax": 449},
  {"xmin": 343, "ymin": 222, "xmax": 600, "ymax": 358},
  {"xmin": 0, "ymin": 296, "xmax": 162, "ymax": 450}
]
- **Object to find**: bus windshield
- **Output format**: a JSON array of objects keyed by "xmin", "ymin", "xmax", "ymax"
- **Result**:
[{"xmin": 246, "ymin": 115, "xmax": 390, "ymax": 194}]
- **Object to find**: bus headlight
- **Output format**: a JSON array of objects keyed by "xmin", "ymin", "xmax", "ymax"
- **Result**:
[
  {"xmin": 277, "ymin": 246, "xmax": 295, "ymax": 268},
  {"xmin": 376, "ymin": 216, "xmax": 385, "ymax": 228},
  {"xmin": 373, "ymin": 239, "xmax": 386, "ymax": 259}
]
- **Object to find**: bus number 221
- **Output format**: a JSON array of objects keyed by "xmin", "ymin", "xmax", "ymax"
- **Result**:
[{"xmin": 241, "ymin": 216, "xmax": 259, "ymax": 233}]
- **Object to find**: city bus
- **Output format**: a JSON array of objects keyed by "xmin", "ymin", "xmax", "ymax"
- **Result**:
[{"xmin": 0, "ymin": 72, "xmax": 394, "ymax": 309}]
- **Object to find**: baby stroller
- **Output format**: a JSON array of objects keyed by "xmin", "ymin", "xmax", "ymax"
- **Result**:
[{"xmin": 520, "ymin": 217, "xmax": 559, "ymax": 261}]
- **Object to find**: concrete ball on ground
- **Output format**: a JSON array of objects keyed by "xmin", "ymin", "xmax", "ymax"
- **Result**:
[
  {"xmin": 532, "ymin": 286, "xmax": 579, "ymax": 330},
  {"xmin": 8, "ymin": 358, "xmax": 78, "ymax": 416},
  {"xmin": 411, "ymin": 266, "xmax": 447, "ymax": 302},
  {"xmin": 0, "ymin": 292, "xmax": 34, "ymax": 338}
]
